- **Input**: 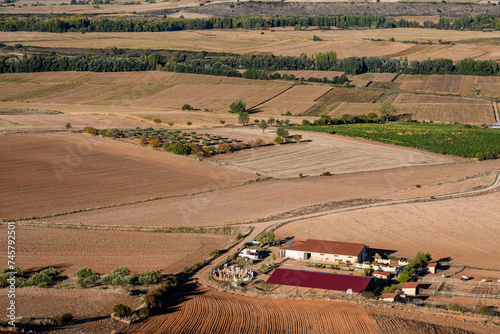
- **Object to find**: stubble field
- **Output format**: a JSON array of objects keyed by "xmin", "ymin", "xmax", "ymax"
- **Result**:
[
  {"xmin": 0, "ymin": 225, "xmax": 231, "ymax": 275},
  {"xmin": 2, "ymin": 28, "xmax": 500, "ymax": 61}
]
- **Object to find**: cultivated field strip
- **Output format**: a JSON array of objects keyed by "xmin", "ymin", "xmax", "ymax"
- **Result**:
[
  {"xmin": 372, "ymin": 315, "xmax": 472, "ymax": 334},
  {"xmin": 125, "ymin": 289, "xmax": 379, "ymax": 334},
  {"xmin": 258, "ymin": 85, "xmax": 331, "ymax": 115},
  {"xmin": 318, "ymin": 87, "xmax": 383, "ymax": 103},
  {"xmin": 211, "ymin": 133, "xmax": 452, "ymax": 178}
]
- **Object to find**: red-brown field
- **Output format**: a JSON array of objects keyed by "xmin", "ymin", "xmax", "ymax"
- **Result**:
[
  {"xmin": 275, "ymin": 191, "xmax": 500, "ymax": 270},
  {"xmin": 0, "ymin": 288, "xmax": 141, "ymax": 320},
  {"xmin": 0, "ymin": 132, "xmax": 252, "ymax": 219},
  {"xmin": 0, "ymin": 225, "xmax": 231, "ymax": 275},
  {"xmin": 124, "ymin": 284, "xmax": 487, "ymax": 334}
]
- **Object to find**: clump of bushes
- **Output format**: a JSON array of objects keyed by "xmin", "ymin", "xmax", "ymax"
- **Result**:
[
  {"xmin": 113, "ymin": 304, "xmax": 132, "ymax": 318},
  {"xmin": 27, "ymin": 267, "xmax": 61, "ymax": 287},
  {"xmin": 76, "ymin": 267, "xmax": 100, "ymax": 288},
  {"xmin": 182, "ymin": 104, "xmax": 193, "ymax": 110},
  {"xmin": 102, "ymin": 267, "xmax": 138, "ymax": 286},
  {"xmin": 138, "ymin": 270, "xmax": 162, "ymax": 287},
  {"xmin": 84, "ymin": 126, "xmax": 97, "ymax": 135},
  {"xmin": 53, "ymin": 313, "xmax": 73, "ymax": 326}
]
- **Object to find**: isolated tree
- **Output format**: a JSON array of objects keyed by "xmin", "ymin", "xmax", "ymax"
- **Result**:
[
  {"xmin": 276, "ymin": 127, "xmax": 289, "ymax": 138},
  {"xmin": 229, "ymin": 99, "xmax": 246, "ymax": 114},
  {"xmin": 238, "ymin": 111, "xmax": 250, "ymax": 126},
  {"xmin": 259, "ymin": 120, "xmax": 268, "ymax": 133},
  {"xmin": 267, "ymin": 232, "xmax": 275, "ymax": 243},
  {"xmin": 268, "ymin": 117, "xmax": 276, "ymax": 127},
  {"xmin": 292, "ymin": 134, "xmax": 302, "ymax": 142},
  {"xmin": 65, "ymin": 123, "xmax": 72, "ymax": 130},
  {"xmin": 274, "ymin": 136, "xmax": 283, "ymax": 145},
  {"xmin": 378, "ymin": 101, "xmax": 397, "ymax": 121}
]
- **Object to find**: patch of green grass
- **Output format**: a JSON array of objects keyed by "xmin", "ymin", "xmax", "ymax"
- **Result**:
[{"xmin": 295, "ymin": 123, "xmax": 500, "ymax": 158}]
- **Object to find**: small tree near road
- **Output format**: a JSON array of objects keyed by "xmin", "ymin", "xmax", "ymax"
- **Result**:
[
  {"xmin": 65, "ymin": 123, "xmax": 72, "ymax": 131},
  {"xmin": 229, "ymin": 99, "xmax": 246, "ymax": 114},
  {"xmin": 259, "ymin": 120, "xmax": 268, "ymax": 133},
  {"xmin": 238, "ymin": 111, "xmax": 250, "ymax": 126}
]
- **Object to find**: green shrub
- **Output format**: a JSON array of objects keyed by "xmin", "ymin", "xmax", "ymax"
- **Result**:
[
  {"xmin": 53, "ymin": 313, "xmax": 73, "ymax": 326},
  {"xmin": 448, "ymin": 303, "xmax": 467, "ymax": 313},
  {"xmin": 76, "ymin": 267, "xmax": 95, "ymax": 278},
  {"xmin": 274, "ymin": 136, "xmax": 283, "ymax": 145},
  {"xmin": 182, "ymin": 104, "xmax": 193, "ymax": 110},
  {"xmin": 475, "ymin": 305, "xmax": 494, "ymax": 316},
  {"xmin": 84, "ymin": 126, "xmax": 97, "ymax": 135},
  {"xmin": 138, "ymin": 307, "xmax": 150, "ymax": 318},
  {"xmin": 138, "ymin": 270, "xmax": 162, "ymax": 286},
  {"xmin": 113, "ymin": 304, "xmax": 132, "ymax": 318}
]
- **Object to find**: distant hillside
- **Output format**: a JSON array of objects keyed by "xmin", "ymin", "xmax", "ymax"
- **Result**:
[{"xmin": 149, "ymin": 2, "xmax": 500, "ymax": 18}]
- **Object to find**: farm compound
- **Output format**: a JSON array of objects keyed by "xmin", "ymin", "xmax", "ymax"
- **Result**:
[
  {"xmin": 279, "ymin": 239, "xmax": 368, "ymax": 265},
  {"xmin": 266, "ymin": 268, "xmax": 372, "ymax": 294}
]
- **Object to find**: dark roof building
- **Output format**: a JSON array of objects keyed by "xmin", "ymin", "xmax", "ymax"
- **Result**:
[{"xmin": 266, "ymin": 268, "xmax": 372, "ymax": 294}]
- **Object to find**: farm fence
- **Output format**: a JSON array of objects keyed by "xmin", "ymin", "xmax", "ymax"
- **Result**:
[
  {"xmin": 418, "ymin": 276, "xmax": 500, "ymax": 287},
  {"xmin": 420, "ymin": 288, "xmax": 500, "ymax": 299}
]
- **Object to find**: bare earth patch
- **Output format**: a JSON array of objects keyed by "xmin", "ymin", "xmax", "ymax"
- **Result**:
[
  {"xmin": 274, "ymin": 192, "xmax": 500, "ymax": 269},
  {"xmin": 0, "ymin": 132, "xmax": 253, "ymax": 219},
  {"xmin": 0, "ymin": 225, "xmax": 231, "ymax": 275}
]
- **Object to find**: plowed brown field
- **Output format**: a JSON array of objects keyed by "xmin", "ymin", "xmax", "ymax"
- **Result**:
[
  {"xmin": 125, "ymin": 286, "xmax": 379, "ymax": 334},
  {"xmin": 124, "ymin": 284, "xmax": 489, "ymax": 334},
  {"xmin": 0, "ymin": 132, "xmax": 252, "ymax": 219},
  {"xmin": 0, "ymin": 225, "xmax": 231, "ymax": 274}
]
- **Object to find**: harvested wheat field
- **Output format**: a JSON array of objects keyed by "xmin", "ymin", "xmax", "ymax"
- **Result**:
[
  {"xmin": 0, "ymin": 132, "xmax": 252, "ymax": 219},
  {"xmin": 0, "ymin": 71, "xmax": 292, "ymax": 115},
  {"xmin": 209, "ymin": 129, "xmax": 454, "ymax": 178},
  {"xmin": 4, "ymin": 28, "xmax": 500, "ymax": 60},
  {"xmin": 256, "ymin": 85, "xmax": 331, "ymax": 116},
  {"xmin": 0, "ymin": 112, "xmax": 152, "ymax": 132},
  {"xmin": 0, "ymin": 225, "xmax": 231, "ymax": 275},
  {"xmin": 275, "ymin": 192, "xmax": 500, "ymax": 269},
  {"xmin": 43, "ymin": 160, "xmax": 500, "ymax": 228},
  {"xmin": 124, "ymin": 284, "xmax": 486, "ymax": 334},
  {"xmin": 394, "ymin": 103, "xmax": 495, "ymax": 124},
  {"xmin": 396, "ymin": 74, "xmax": 500, "ymax": 99}
]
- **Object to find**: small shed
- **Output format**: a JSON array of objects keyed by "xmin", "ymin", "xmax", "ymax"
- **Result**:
[
  {"xmin": 402, "ymin": 282, "xmax": 419, "ymax": 296},
  {"xmin": 425, "ymin": 263, "xmax": 438, "ymax": 274},
  {"xmin": 379, "ymin": 292, "xmax": 398, "ymax": 302},
  {"xmin": 372, "ymin": 271, "xmax": 393, "ymax": 280}
]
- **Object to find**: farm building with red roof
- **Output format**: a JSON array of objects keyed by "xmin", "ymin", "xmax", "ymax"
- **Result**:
[
  {"xmin": 280, "ymin": 239, "xmax": 368, "ymax": 265},
  {"xmin": 266, "ymin": 268, "xmax": 372, "ymax": 294}
]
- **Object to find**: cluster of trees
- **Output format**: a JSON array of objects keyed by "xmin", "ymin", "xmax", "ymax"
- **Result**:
[
  {"xmin": 1, "ymin": 15, "xmax": 499, "ymax": 33},
  {"xmin": 1, "ymin": 49, "xmax": 498, "ymax": 77},
  {"xmin": 397, "ymin": 252, "xmax": 432, "ymax": 284},
  {"xmin": 163, "ymin": 52, "xmax": 499, "ymax": 77},
  {"xmin": 0, "ymin": 54, "xmax": 148, "ymax": 74}
]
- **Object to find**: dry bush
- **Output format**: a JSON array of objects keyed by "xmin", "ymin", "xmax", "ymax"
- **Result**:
[
  {"xmin": 148, "ymin": 139, "xmax": 162, "ymax": 148},
  {"xmin": 139, "ymin": 137, "xmax": 149, "ymax": 145}
]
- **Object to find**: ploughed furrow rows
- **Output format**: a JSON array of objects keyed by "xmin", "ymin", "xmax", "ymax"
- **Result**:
[
  {"xmin": 125, "ymin": 287, "xmax": 379, "ymax": 333},
  {"xmin": 371, "ymin": 315, "xmax": 473, "ymax": 334}
]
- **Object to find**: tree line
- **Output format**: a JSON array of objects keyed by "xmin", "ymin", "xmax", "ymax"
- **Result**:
[
  {"xmin": 0, "ymin": 14, "xmax": 499, "ymax": 33},
  {"xmin": 0, "ymin": 51, "xmax": 498, "ymax": 77}
]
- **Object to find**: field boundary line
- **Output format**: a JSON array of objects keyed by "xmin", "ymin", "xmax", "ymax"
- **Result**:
[
  {"xmin": 492, "ymin": 101, "xmax": 499, "ymax": 122},
  {"xmin": 247, "ymin": 85, "xmax": 294, "ymax": 111}
]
